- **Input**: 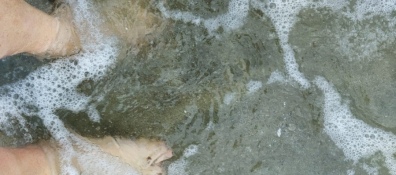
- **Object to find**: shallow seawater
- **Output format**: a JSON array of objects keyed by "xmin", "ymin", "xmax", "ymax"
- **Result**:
[{"xmin": 2, "ymin": 0, "xmax": 396, "ymax": 174}]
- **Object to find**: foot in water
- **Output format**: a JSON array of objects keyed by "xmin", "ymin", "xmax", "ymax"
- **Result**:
[
  {"xmin": 0, "ymin": 0, "xmax": 81, "ymax": 59},
  {"xmin": 0, "ymin": 136, "xmax": 173, "ymax": 175},
  {"xmin": 35, "ymin": 2, "xmax": 81, "ymax": 59}
]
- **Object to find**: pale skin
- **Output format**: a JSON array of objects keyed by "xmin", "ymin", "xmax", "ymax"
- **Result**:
[
  {"xmin": 0, "ymin": 145, "xmax": 53, "ymax": 175},
  {"xmin": 0, "ymin": 137, "xmax": 173, "ymax": 175},
  {"xmin": 0, "ymin": 0, "xmax": 81, "ymax": 59}
]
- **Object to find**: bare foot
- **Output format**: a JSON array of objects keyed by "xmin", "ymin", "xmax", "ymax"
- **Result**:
[
  {"xmin": 0, "ymin": 0, "xmax": 81, "ymax": 59},
  {"xmin": 36, "ymin": 2, "xmax": 81, "ymax": 59},
  {"xmin": 0, "ymin": 136, "xmax": 172, "ymax": 175}
]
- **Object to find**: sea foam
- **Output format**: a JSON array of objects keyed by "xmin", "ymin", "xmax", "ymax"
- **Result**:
[
  {"xmin": 158, "ymin": 0, "xmax": 396, "ymax": 174},
  {"xmin": 158, "ymin": 0, "xmax": 249, "ymax": 35},
  {"xmin": 315, "ymin": 76, "xmax": 396, "ymax": 174},
  {"xmin": 0, "ymin": 0, "xmax": 140, "ymax": 174}
]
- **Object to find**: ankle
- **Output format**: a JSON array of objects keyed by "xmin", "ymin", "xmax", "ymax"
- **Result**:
[{"xmin": 32, "ymin": 3, "xmax": 81, "ymax": 59}]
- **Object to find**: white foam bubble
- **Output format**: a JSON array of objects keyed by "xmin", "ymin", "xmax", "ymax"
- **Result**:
[
  {"xmin": 223, "ymin": 92, "xmax": 236, "ymax": 105},
  {"xmin": 158, "ymin": 0, "xmax": 249, "ymax": 35},
  {"xmin": 314, "ymin": 76, "xmax": 396, "ymax": 174},
  {"xmin": 183, "ymin": 144, "xmax": 199, "ymax": 158},
  {"xmin": 168, "ymin": 158, "xmax": 188, "ymax": 175},
  {"xmin": 168, "ymin": 144, "xmax": 199, "ymax": 175},
  {"xmin": 246, "ymin": 80, "xmax": 262, "ymax": 94},
  {"xmin": 267, "ymin": 70, "xmax": 287, "ymax": 84}
]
